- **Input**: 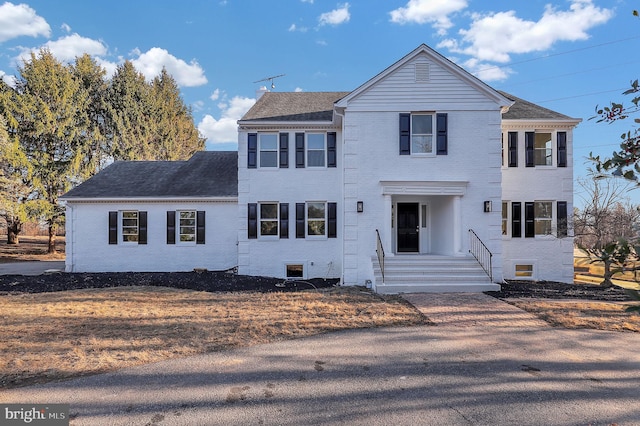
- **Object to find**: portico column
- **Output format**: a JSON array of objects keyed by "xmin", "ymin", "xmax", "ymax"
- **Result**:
[
  {"xmin": 383, "ymin": 194, "xmax": 393, "ymax": 255},
  {"xmin": 453, "ymin": 195, "xmax": 463, "ymax": 255}
]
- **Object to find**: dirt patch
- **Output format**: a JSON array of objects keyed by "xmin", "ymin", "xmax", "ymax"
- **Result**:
[{"xmin": 486, "ymin": 280, "xmax": 634, "ymax": 301}]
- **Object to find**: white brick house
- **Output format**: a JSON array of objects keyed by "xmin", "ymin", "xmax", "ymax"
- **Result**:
[{"xmin": 62, "ymin": 44, "xmax": 580, "ymax": 292}]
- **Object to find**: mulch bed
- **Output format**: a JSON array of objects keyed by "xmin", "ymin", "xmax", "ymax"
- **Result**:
[
  {"xmin": 486, "ymin": 280, "xmax": 634, "ymax": 302},
  {"xmin": 0, "ymin": 271, "xmax": 338, "ymax": 294}
]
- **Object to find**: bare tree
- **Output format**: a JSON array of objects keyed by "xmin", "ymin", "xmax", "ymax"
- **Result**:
[{"xmin": 574, "ymin": 173, "xmax": 640, "ymax": 287}]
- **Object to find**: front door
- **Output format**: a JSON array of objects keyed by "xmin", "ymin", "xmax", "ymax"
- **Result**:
[{"xmin": 397, "ymin": 203, "xmax": 419, "ymax": 252}]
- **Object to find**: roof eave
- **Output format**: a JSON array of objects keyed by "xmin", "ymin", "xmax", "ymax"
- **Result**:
[{"xmin": 61, "ymin": 196, "xmax": 238, "ymax": 203}]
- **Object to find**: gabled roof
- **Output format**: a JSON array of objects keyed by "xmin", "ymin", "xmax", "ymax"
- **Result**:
[
  {"xmin": 62, "ymin": 151, "xmax": 238, "ymax": 199},
  {"xmin": 335, "ymin": 43, "xmax": 513, "ymax": 109},
  {"xmin": 240, "ymin": 92, "xmax": 349, "ymax": 122},
  {"xmin": 498, "ymin": 91, "xmax": 580, "ymax": 122}
]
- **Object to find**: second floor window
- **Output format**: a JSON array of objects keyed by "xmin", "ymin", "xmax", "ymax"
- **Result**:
[
  {"xmin": 307, "ymin": 133, "xmax": 326, "ymax": 167},
  {"xmin": 259, "ymin": 134, "xmax": 278, "ymax": 167},
  {"xmin": 411, "ymin": 114, "xmax": 434, "ymax": 154},
  {"xmin": 535, "ymin": 133, "xmax": 552, "ymax": 166}
]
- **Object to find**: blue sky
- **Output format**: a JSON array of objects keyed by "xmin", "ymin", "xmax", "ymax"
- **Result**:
[{"xmin": 1, "ymin": 0, "xmax": 639, "ymax": 204}]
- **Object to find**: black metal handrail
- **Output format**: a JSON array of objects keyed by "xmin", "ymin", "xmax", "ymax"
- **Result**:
[
  {"xmin": 468, "ymin": 229, "xmax": 493, "ymax": 282},
  {"xmin": 375, "ymin": 229, "xmax": 385, "ymax": 283}
]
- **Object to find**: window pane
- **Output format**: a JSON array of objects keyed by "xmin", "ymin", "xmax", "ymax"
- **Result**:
[
  {"xmin": 307, "ymin": 203, "xmax": 325, "ymax": 219},
  {"xmin": 260, "ymin": 204, "xmax": 278, "ymax": 219},
  {"xmin": 308, "ymin": 220, "xmax": 325, "ymax": 236},
  {"xmin": 260, "ymin": 134, "xmax": 277, "ymax": 149},
  {"xmin": 412, "ymin": 115, "xmax": 432, "ymax": 134},
  {"xmin": 307, "ymin": 134, "xmax": 325, "ymax": 149},
  {"xmin": 260, "ymin": 151, "xmax": 277, "ymax": 167},
  {"xmin": 307, "ymin": 150, "xmax": 325, "ymax": 167},
  {"xmin": 260, "ymin": 221, "xmax": 278, "ymax": 236},
  {"xmin": 412, "ymin": 135, "xmax": 432, "ymax": 153},
  {"xmin": 535, "ymin": 202, "xmax": 552, "ymax": 218},
  {"xmin": 180, "ymin": 234, "xmax": 195, "ymax": 242},
  {"xmin": 286, "ymin": 264, "xmax": 304, "ymax": 278}
]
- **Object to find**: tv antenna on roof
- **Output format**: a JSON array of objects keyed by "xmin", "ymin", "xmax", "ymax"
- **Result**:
[{"xmin": 253, "ymin": 74, "xmax": 285, "ymax": 89}]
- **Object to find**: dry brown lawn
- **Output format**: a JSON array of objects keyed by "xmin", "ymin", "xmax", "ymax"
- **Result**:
[
  {"xmin": 0, "ymin": 285, "xmax": 427, "ymax": 389},
  {"xmin": 509, "ymin": 299, "xmax": 640, "ymax": 332}
]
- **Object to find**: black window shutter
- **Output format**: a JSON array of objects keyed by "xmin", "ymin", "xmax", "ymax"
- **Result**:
[
  {"xmin": 524, "ymin": 202, "xmax": 535, "ymax": 238},
  {"xmin": 436, "ymin": 113, "xmax": 448, "ymax": 155},
  {"xmin": 248, "ymin": 203, "xmax": 257, "ymax": 239},
  {"xmin": 327, "ymin": 132, "xmax": 337, "ymax": 167},
  {"xmin": 247, "ymin": 133, "xmax": 257, "ymax": 168},
  {"xmin": 279, "ymin": 133, "xmax": 289, "ymax": 168},
  {"xmin": 328, "ymin": 202, "xmax": 337, "ymax": 238},
  {"xmin": 138, "ymin": 211, "xmax": 148, "ymax": 245},
  {"xmin": 295, "ymin": 133, "xmax": 305, "ymax": 168},
  {"xmin": 296, "ymin": 203, "xmax": 305, "ymax": 238},
  {"xmin": 557, "ymin": 201, "xmax": 568, "ymax": 237},
  {"xmin": 108, "ymin": 211, "xmax": 118, "ymax": 244},
  {"xmin": 508, "ymin": 132, "xmax": 518, "ymax": 167},
  {"xmin": 525, "ymin": 132, "xmax": 535, "ymax": 167},
  {"xmin": 557, "ymin": 132, "xmax": 567, "ymax": 167},
  {"xmin": 167, "ymin": 211, "xmax": 176, "ymax": 244},
  {"xmin": 280, "ymin": 203, "xmax": 289, "ymax": 239},
  {"xmin": 196, "ymin": 211, "xmax": 205, "ymax": 244},
  {"xmin": 399, "ymin": 113, "xmax": 410, "ymax": 155},
  {"xmin": 511, "ymin": 202, "xmax": 521, "ymax": 238}
]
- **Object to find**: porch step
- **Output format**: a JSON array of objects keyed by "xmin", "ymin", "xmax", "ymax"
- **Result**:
[{"xmin": 371, "ymin": 255, "xmax": 500, "ymax": 294}]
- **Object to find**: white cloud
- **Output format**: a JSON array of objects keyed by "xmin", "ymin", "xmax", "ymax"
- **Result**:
[
  {"xmin": 442, "ymin": 0, "xmax": 613, "ymax": 63},
  {"xmin": 198, "ymin": 96, "xmax": 256, "ymax": 144},
  {"xmin": 0, "ymin": 2, "xmax": 50, "ymax": 43},
  {"xmin": 61, "ymin": 23, "xmax": 71, "ymax": 33},
  {"xmin": 130, "ymin": 47, "xmax": 207, "ymax": 87},
  {"xmin": 210, "ymin": 88, "xmax": 220, "ymax": 101},
  {"xmin": 13, "ymin": 33, "xmax": 108, "ymax": 67},
  {"xmin": 460, "ymin": 58, "xmax": 513, "ymax": 82},
  {"xmin": 294, "ymin": 87, "xmax": 304, "ymax": 92},
  {"xmin": 319, "ymin": 3, "xmax": 350, "ymax": 26},
  {"xmin": 389, "ymin": 0, "xmax": 467, "ymax": 34},
  {"xmin": 289, "ymin": 23, "xmax": 309, "ymax": 32}
]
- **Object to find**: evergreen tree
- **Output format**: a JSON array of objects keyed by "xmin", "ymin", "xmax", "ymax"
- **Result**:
[
  {"xmin": 150, "ymin": 68, "xmax": 204, "ymax": 160},
  {"xmin": 105, "ymin": 61, "xmax": 155, "ymax": 160},
  {"xmin": 9, "ymin": 49, "xmax": 92, "ymax": 253}
]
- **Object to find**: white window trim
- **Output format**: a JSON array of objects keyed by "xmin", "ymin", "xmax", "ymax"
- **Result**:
[
  {"xmin": 258, "ymin": 133, "xmax": 278, "ymax": 168},
  {"xmin": 306, "ymin": 201, "xmax": 327, "ymax": 239},
  {"xmin": 534, "ymin": 200, "xmax": 554, "ymax": 238},
  {"xmin": 411, "ymin": 113, "xmax": 435, "ymax": 157},
  {"xmin": 284, "ymin": 262, "xmax": 307, "ymax": 279},
  {"xmin": 306, "ymin": 133, "xmax": 327, "ymax": 168},
  {"xmin": 121, "ymin": 210, "xmax": 139, "ymax": 244},
  {"xmin": 501, "ymin": 201, "xmax": 510, "ymax": 238},
  {"xmin": 258, "ymin": 202, "xmax": 279, "ymax": 240},
  {"xmin": 178, "ymin": 210, "xmax": 197, "ymax": 244}
]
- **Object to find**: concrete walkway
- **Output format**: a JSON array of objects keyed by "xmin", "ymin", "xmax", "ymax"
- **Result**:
[{"xmin": 2, "ymin": 293, "xmax": 639, "ymax": 425}]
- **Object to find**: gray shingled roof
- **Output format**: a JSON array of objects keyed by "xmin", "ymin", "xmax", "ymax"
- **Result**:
[
  {"xmin": 499, "ymin": 91, "xmax": 576, "ymax": 120},
  {"xmin": 62, "ymin": 151, "xmax": 238, "ymax": 199},
  {"xmin": 241, "ymin": 92, "xmax": 349, "ymax": 122}
]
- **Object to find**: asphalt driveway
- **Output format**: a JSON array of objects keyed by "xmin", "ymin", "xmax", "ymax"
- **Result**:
[
  {"xmin": 0, "ymin": 260, "xmax": 64, "ymax": 275},
  {"xmin": 2, "ymin": 293, "xmax": 639, "ymax": 425}
]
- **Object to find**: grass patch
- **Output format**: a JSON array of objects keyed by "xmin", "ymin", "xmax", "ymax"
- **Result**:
[
  {"xmin": 508, "ymin": 299, "xmax": 640, "ymax": 332},
  {"xmin": 0, "ymin": 285, "xmax": 427, "ymax": 389}
]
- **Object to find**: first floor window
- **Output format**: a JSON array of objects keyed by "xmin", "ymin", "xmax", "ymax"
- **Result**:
[
  {"xmin": 534, "ymin": 201, "xmax": 553, "ymax": 235},
  {"xmin": 307, "ymin": 202, "xmax": 326, "ymax": 236},
  {"xmin": 179, "ymin": 211, "xmax": 196, "ymax": 242},
  {"xmin": 260, "ymin": 203, "xmax": 279, "ymax": 236},
  {"xmin": 110, "ymin": 210, "xmax": 147, "ymax": 245},
  {"xmin": 122, "ymin": 211, "xmax": 139, "ymax": 242},
  {"xmin": 502, "ymin": 202, "xmax": 508, "ymax": 235}
]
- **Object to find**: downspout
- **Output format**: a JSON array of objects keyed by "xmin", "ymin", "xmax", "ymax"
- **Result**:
[{"xmin": 334, "ymin": 106, "xmax": 346, "ymax": 286}]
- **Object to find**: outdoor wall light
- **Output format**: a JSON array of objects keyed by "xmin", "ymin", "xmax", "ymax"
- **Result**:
[
  {"xmin": 357, "ymin": 201, "xmax": 364, "ymax": 213},
  {"xmin": 483, "ymin": 201, "xmax": 492, "ymax": 213}
]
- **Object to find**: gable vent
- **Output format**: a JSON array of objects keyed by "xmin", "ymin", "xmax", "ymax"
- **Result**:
[{"xmin": 415, "ymin": 62, "xmax": 430, "ymax": 82}]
